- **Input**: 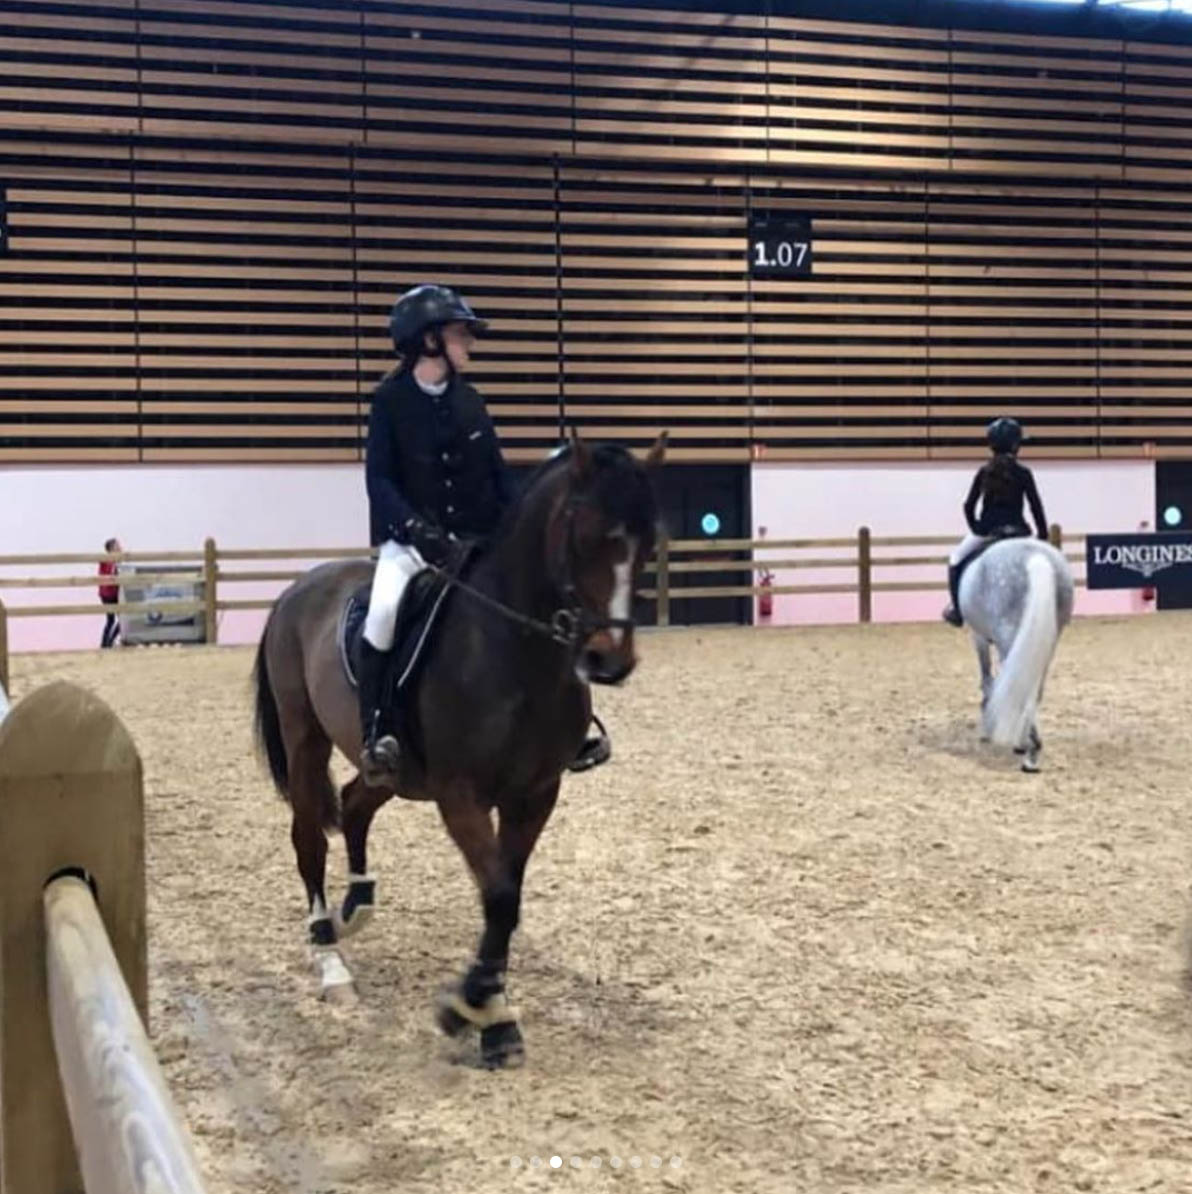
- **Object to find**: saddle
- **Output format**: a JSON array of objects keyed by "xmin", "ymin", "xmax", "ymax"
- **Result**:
[{"xmin": 338, "ymin": 547, "xmax": 474, "ymax": 755}]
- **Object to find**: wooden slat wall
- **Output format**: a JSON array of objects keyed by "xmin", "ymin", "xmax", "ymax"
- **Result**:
[{"xmin": 1, "ymin": 0, "xmax": 1191, "ymax": 463}]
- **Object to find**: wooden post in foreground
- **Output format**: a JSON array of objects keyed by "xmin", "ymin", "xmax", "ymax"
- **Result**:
[
  {"xmin": 45, "ymin": 876, "xmax": 207, "ymax": 1194},
  {"xmin": 202, "ymin": 538, "xmax": 218, "ymax": 645},
  {"xmin": 0, "ymin": 681, "xmax": 202, "ymax": 1193},
  {"xmin": 857, "ymin": 526, "xmax": 873, "ymax": 624}
]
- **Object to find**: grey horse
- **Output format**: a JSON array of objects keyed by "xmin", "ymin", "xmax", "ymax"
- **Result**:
[{"xmin": 958, "ymin": 537, "xmax": 1074, "ymax": 772}]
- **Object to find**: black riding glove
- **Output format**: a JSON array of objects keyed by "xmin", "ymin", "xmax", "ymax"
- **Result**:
[{"xmin": 402, "ymin": 517, "xmax": 460, "ymax": 569}]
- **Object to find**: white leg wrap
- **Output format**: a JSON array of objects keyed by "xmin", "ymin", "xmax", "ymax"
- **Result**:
[
  {"xmin": 364, "ymin": 540, "xmax": 424, "ymax": 651},
  {"xmin": 312, "ymin": 946, "xmax": 356, "ymax": 997}
]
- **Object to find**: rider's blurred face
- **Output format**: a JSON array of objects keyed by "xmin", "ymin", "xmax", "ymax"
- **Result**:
[{"xmin": 440, "ymin": 321, "xmax": 475, "ymax": 372}]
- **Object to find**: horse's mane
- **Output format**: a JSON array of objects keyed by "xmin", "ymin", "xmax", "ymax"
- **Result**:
[{"xmin": 495, "ymin": 443, "xmax": 657, "ymax": 543}]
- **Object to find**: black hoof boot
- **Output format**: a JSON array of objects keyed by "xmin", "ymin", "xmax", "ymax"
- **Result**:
[
  {"xmin": 436, "ymin": 994, "xmax": 473, "ymax": 1039},
  {"xmin": 481, "ymin": 1020, "xmax": 525, "ymax": 1069}
]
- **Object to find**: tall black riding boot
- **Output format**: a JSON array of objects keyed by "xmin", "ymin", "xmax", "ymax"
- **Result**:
[
  {"xmin": 941, "ymin": 565, "xmax": 964, "ymax": 627},
  {"xmin": 358, "ymin": 640, "xmax": 400, "ymax": 784}
]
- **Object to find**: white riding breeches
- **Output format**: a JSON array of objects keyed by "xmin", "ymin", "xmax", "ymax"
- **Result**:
[
  {"xmin": 949, "ymin": 533, "xmax": 987, "ymax": 567},
  {"xmin": 363, "ymin": 540, "xmax": 425, "ymax": 651}
]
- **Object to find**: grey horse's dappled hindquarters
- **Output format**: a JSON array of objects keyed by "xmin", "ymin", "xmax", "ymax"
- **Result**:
[{"xmin": 959, "ymin": 538, "xmax": 1074, "ymax": 773}]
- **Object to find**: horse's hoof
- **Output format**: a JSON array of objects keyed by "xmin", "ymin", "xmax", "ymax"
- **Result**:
[
  {"xmin": 334, "ymin": 877, "xmax": 376, "ymax": 940},
  {"xmin": 335, "ymin": 903, "xmax": 374, "ymax": 940},
  {"xmin": 322, "ymin": 979, "xmax": 359, "ymax": 1006},
  {"xmin": 436, "ymin": 994, "xmax": 473, "ymax": 1038},
  {"xmin": 1021, "ymin": 757, "xmax": 1041, "ymax": 774},
  {"xmin": 313, "ymin": 948, "xmax": 357, "ymax": 1004},
  {"xmin": 481, "ymin": 1020, "xmax": 525, "ymax": 1069}
]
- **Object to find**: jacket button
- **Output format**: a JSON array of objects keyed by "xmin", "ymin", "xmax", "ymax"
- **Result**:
[{"xmin": 447, "ymin": 505, "xmax": 455, "ymax": 514}]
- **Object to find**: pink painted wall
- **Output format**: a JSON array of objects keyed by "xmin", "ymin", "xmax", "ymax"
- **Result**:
[
  {"xmin": 0, "ymin": 465, "xmax": 367, "ymax": 652},
  {"xmin": 751, "ymin": 460, "xmax": 1156, "ymax": 626},
  {"xmin": 0, "ymin": 458, "xmax": 1158, "ymax": 653}
]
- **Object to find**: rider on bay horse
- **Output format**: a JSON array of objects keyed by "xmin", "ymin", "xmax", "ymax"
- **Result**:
[
  {"xmin": 360, "ymin": 283, "xmax": 609, "ymax": 783},
  {"xmin": 942, "ymin": 416, "xmax": 1051, "ymax": 628}
]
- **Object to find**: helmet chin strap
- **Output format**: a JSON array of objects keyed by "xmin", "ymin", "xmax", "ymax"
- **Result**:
[{"xmin": 422, "ymin": 325, "xmax": 455, "ymax": 384}]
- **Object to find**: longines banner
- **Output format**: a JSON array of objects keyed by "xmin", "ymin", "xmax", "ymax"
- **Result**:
[{"xmin": 1085, "ymin": 531, "xmax": 1192, "ymax": 589}]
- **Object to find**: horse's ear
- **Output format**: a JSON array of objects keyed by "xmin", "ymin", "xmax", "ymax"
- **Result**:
[
  {"xmin": 645, "ymin": 431, "xmax": 668, "ymax": 470},
  {"xmin": 569, "ymin": 427, "xmax": 592, "ymax": 480}
]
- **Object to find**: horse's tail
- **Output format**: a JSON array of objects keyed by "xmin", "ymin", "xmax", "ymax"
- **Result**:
[
  {"xmin": 983, "ymin": 550, "xmax": 1057, "ymax": 748},
  {"xmin": 253, "ymin": 609, "xmax": 289, "ymax": 797}
]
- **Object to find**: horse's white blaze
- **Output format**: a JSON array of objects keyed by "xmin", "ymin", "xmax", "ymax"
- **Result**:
[{"xmin": 609, "ymin": 534, "xmax": 636, "ymax": 645}]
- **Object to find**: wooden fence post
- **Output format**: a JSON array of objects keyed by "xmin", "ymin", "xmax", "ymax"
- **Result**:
[
  {"xmin": 1049, "ymin": 522, "xmax": 1063, "ymax": 549},
  {"xmin": 0, "ymin": 682, "xmax": 146, "ymax": 1194},
  {"xmin": 0, "ymin": 597, "xmax": 8, "ymax": 695},
  {"xmin": 655, "ymin": 532, "xmax": 670, "ymax": 628},
  {"xmin": 203, "ymin": 538, "xmax": 218, "ymax": 645},
  {"xmin": 857, "ymin": 526, "xmax": 873, "ymax": 624}
]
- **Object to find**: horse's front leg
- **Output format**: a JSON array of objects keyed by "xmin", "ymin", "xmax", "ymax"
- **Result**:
[
  {"xmin": 436, "ymin": 781, "xmax": 560, "ymax": 1068},
  {"xmin": 334, "ymin": 774, "xmax": 395, "ymax": 939}
]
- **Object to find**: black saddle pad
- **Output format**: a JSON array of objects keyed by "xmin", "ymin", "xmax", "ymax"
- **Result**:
[{"xmin": 339, "ymin": 566, "xmax": 453, "ymax": 698}]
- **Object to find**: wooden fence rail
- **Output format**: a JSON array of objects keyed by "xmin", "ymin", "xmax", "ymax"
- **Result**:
[
  {"xmin": 0, "ymin": 681, "xmax": 207, "ymax": 1194},
  {"xmin": 0, "ymin": 526, "xmax": 1085, "ymax": 647}
]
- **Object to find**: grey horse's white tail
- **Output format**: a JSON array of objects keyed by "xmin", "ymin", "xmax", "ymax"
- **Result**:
[{"xmin": 982, "ymin": 552, "xmax": 1057, "ymax": 748}]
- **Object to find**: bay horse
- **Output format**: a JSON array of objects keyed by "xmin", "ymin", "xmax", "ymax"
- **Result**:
[
  {"xmin": 958, "ymin": 536, "xmax": 1074, "ymax": 772},
  {"xmin": 252, "ymin": 434, "xmax": 665, "ymax": 1066}
]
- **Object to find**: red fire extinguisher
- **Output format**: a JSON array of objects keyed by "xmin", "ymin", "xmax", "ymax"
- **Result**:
[
  {"xmin": 756, "ymin": 524, "xmax": 773, "ymax": 622},
  {"xmin": 1139, "ymin": 521, "xmax": 1155, "ymax": 603},
  {"xmin": 758, "ymin": 567, "xmax": 774, "ymax": 621}
]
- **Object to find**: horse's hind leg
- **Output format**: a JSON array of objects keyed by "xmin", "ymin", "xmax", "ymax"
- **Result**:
[
  {"xmin": 974, "ymin": 635, "xmax": 994, "ymax": 738},
  {"xmin": 334, "ymin": 774, "xmax": 395, "ymax": 939},
  {"xmin": 1021, "ymin": 723, "xmax": 1043, "ymax": 773},
  {"xmin": 287, "ymin": 728, "xmax": 356, "ymax": 1002}
]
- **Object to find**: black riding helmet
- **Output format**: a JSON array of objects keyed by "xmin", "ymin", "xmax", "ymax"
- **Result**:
[
  {"xmin": 389, "ymin": 284, "xmax": 488, "ymax": 360},
  {"xmin": 986, "ymin": 416, "xmax": 1024, "ymax": 454}
]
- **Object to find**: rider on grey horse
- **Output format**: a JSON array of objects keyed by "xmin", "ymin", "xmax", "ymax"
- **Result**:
[
  {"xmin": 942, "ymin": 417, "xmax": 1050, "ymax": 628},
  {"xmin": 360, "ymin": 284, "xmax": 610, "ymax": 783}
]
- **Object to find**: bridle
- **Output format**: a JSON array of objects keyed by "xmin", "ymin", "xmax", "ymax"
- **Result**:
[{"xmin": 429, "ymin": 495, "xmax": 638, "ymax": 650}]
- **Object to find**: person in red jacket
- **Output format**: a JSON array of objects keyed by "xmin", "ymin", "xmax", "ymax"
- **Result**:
[{"xmin": 98, "ymin": 537, "xmax": 122, "ymax": 648}]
